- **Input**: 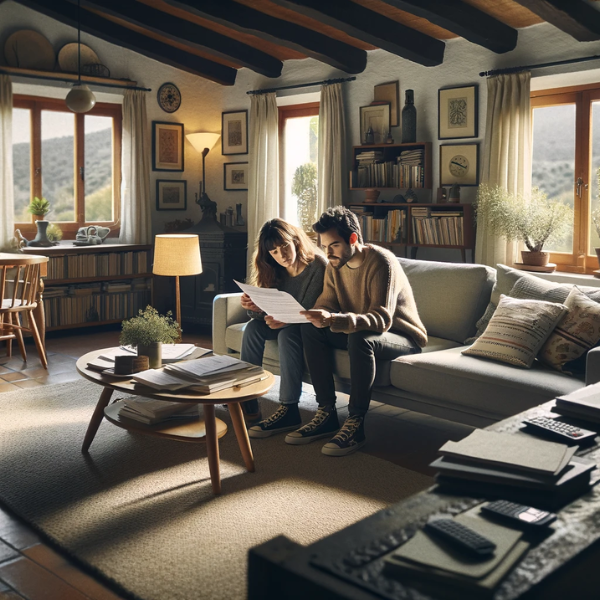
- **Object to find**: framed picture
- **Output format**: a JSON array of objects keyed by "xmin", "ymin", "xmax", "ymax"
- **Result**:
[
  {"xmin": 224, "ymin": 162, "xmax": 248, "ymax": 191},
  {"xmin": 152, "ymin": 121, "xmax": 184, "ymax": 171},
  {"xmin": 438, "ymin": 85, "xmax": 478, "ymax": 140},
  {"xmin": 374, "ymin": 81, "xmax": 399, "ymax": 127},
  {"xmin": 440, "ymin": 143, "xmax": 479, "ymax": 186},
  {"xmin": 360, "ymin": 103, "xmax": 390, "ymax": 145},
  {"xmin": 222, "ymin": 110, "xmax": 248, "ymax": 155},
  {"xmin": 156, "ymin": 180, "xmax": 187, "ymax": 210}
]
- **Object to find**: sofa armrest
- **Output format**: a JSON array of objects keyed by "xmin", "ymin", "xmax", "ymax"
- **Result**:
[
  {"xmin": 586, "ymin": 347, "xmax": 600, "ymax": 385},
  {"xmin": 212, "ymin": 292, "xmax": 247, "ymax": 356}
]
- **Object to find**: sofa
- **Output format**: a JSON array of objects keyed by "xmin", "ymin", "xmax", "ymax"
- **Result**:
[{"xmin": 212, "ymin": 258, "xmax": 600, "ymax": 428}]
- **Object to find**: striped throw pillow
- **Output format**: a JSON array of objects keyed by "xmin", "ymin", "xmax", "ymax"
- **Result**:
[{"xmin": 462, "ymin": 295, "xmax": 568, "ymax": 368}]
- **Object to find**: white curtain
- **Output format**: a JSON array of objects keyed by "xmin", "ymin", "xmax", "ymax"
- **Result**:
[
  {"xmin": 475, "ymin": 71, "xmax": 532, "ymax": 267},
  {"xmin": 119, "ymin": 90, "xmax": 151, "ymax": 244},
  {"xmin": 247, "ymin": 92, "xmax": 279, "ymax": 276},
  {"xmin": 0, "ymin": 75, "xmax": 14, "ymax": 251},
  {"xmin": 318, "ymin": 82, "xmax": 346, "ymax": 213}
]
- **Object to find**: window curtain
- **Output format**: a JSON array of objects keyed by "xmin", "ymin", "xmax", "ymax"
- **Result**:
[
  {"xmin": 119, "ymin": 90, "xmax": 151, "ymax": 245},
  {"xmin": 247, "ymin": 92, "xmax": 279, "ymax": 276},
  {"xmin": 0, "ymin": 75, "xmax": 14, "ymax": 251},
  {"xmin": 318, "ymin": 82, "xmax": 346, "ymax": 213},
  {"xmin": 475, "ymin": 71, "xmax": 532, "ymax": 267}
]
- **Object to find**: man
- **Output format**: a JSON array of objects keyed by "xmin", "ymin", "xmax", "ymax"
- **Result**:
[{"xmin": 288, "ymin": 206, "xmax": 427, "ymax": 457}]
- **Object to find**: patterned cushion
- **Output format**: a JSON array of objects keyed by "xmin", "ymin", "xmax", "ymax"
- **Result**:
[
  {"xmin": 538, "ymin": 286, "xmax": 600, "ymax": 373},
  {"xmin": 462, "ymin": 295, "xmax": 568, "ymax": 368}
]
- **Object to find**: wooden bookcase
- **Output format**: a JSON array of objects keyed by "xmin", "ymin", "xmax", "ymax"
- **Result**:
[{"xmin": 22, "ymin": 243, "xmax": 153, "ymax": 331}]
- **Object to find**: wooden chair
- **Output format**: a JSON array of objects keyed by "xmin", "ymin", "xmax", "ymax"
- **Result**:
[{"xmin": 0, "ymin": 253, "xmax": 49, "ymax": 369}]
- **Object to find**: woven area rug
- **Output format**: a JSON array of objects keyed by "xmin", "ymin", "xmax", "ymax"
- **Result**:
[{"xmin": 0, "ymin": 379, "xmax": 432, "ymax": 600}]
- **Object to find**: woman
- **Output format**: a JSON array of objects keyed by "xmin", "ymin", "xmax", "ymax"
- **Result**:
[{"xmin": 241, "ymin": 218, "xmax": 326, "ymax": 438}]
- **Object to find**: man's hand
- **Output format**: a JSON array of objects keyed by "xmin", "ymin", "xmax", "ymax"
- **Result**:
[
  {"xmin": 301, "ymin": 309, "xmax": 332, "ymax": 328},
  {"xmin": 240, "ymin": 293, "xmax": 261, "ymax": 312},
  {"xmin": 265, "ymin": 315, "xmax": 286, "ymax": 329}
]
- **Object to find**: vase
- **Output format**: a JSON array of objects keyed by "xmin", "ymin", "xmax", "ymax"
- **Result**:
[
  {"xmin": 521, "ymin": 250, "xmax": 549, "ymax": 267},
  {"xmin": 27, "ymin": 220, "xmax": 54, "ymax": 247},
  {"xmin": 235, "ymin": 203, "xmax": 245, "ymax": 226},
  {"xmin": 401, "ymin": 89, "xmax": 417, "ymax": 143},
  {"xmin": 137, "ymin": 342, "xmax": 162, "ymax": 369},
  {"xmin": 448, "ymin": 184, "xmax": 461, "ymax": 203}
]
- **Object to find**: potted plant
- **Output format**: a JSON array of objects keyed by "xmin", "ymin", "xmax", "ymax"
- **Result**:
[
  {"xmin": 475, "ymin": 184, "xmax": 572, "ymax": 268},
  {"xmin": 119, "ymin": 306, "xmax": 180, "ymax": 368},
  {"xmin": 27, "ymin": 196, "xmax": 51, "ymax": 221}
]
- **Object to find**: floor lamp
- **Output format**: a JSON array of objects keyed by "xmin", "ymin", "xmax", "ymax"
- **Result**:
[{"xmin": 153, "ymin": 235, "xmax": 202, "ymax": 333}]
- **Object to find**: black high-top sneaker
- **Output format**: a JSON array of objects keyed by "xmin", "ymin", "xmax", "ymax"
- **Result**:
[
  {"xmin": 321, "ymin": 415, "xmax": 365, "ymax": 456},
  {"xmin": 248, "ymin": 404, "xmax": 302, "ymax": 438},
  {"xmin": 285, "ymin": 405, "xmax": 339, "ymax": 445}
]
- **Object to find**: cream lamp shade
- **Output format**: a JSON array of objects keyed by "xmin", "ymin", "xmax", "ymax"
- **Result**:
[
  {"xmin": 153, "ymin": 235, "xmax": 202, "ymax": 276},
  {"xmin": 186, "ymin": 132, "xmax": 220, "ymax": 154}
]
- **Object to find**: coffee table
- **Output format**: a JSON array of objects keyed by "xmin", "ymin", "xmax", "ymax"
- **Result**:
[{"xmin": 76, "ymin": 348, "xmax": 275, "ymax": 494}]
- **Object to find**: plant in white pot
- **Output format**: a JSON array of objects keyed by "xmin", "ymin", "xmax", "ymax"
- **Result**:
[
  {"xmin": 475, "ymin": 184, "xmax": 572, "ymax": 268},
  {"xmin": 120, "ymin": 306, "xmax": 180, "ymax": 368}
]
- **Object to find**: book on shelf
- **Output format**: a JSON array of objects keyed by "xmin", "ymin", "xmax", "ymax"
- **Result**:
[{"xmin": 118, "ymin": 398, "xmax": 200, "ymax": 425}]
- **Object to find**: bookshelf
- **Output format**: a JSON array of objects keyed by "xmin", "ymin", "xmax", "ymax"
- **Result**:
[{"xmin": 22, "ymin": 243, "xmax": 153, "ymax": 331}]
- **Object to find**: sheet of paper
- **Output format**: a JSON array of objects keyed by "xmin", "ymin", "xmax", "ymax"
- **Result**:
[
  {"xmin": 161, "ymin": 344, "xmax": 196, "ymax": 360},
  {"xmin": 167, "ymin": 355, "xmax": 250, "ymax": 378},
  {"xmin": 131, "ymin": 369, "xmax": 191, "ymax": 390},
  {"xmin": 235, "ymin": 280, "xmax": 309, "ymax": 323}
]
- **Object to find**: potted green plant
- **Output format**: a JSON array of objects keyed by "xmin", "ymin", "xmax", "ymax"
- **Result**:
[
  {"xmin": 27, "ymin": 196, "xmax": 51, "ymax": 221},
  {"xmin": 475, "ymin": 184, "xmax": 572, "ymax": 268},
  {"xmin": 119, "ymin": 306, "xmax": 180, "ymax": 368}
]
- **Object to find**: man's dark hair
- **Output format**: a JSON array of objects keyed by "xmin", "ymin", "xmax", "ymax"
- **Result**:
[{"xmin": 312, "ymin": 206, "xmax": 363, "ymax": 244}]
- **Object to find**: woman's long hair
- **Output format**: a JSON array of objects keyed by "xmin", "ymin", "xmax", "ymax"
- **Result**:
[{"xmin": 251, "ymin": 219, "xmax": 316, "ymax": 288}]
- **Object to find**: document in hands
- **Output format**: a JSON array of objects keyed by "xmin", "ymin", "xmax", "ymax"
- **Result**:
[{"xmin": 234, "ymin": 280, "xmax": 309, "ymax": 323}]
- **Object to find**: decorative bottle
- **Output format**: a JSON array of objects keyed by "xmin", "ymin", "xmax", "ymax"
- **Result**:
[{"xmin": 401, "ymin": 89, "xmax": 417, "ymax": 143}]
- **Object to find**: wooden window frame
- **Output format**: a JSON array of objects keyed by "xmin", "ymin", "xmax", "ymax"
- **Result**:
[{"xmin": 13, "ymin": 94, "xmax": 122, "ymax": 238}]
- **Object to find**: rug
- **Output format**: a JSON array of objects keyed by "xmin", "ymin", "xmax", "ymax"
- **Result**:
[{"xmin": 0, "ymin": 379, "xmax": 432, "ymax": 600}]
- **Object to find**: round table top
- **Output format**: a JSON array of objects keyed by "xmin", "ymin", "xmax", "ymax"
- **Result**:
[{"xmin": 76, "ymin": 348, "xmax": 275, "ymax": 405}]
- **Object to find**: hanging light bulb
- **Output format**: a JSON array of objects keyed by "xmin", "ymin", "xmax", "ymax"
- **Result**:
[{"xmin": 65, "ymin": 0, "xmax": 96, "ymax": 113}]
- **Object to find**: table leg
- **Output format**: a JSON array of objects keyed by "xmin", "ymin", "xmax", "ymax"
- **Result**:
[
  {"xmin": 229, "ymin": 401, "xmax": 255, "ymax": 473},
  {"xmin": 82, "ymin": 387, "xmax": 114, "ymax": 453},
  {"xmin": 204, "ymin": 404, "xmax": 221, "ymax": 495}
]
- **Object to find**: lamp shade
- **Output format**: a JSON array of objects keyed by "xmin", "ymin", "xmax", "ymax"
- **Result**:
[
  {"xmin": 65, "ymin": 83, "xmax": 96, "ymax": 113},
  {"xmin": 153, "ymin": 235, "xmax": 202, "ymax": 276},
  {"xmin": 186, "ymin": 132, "xmax": 220, "ymax": 154}
]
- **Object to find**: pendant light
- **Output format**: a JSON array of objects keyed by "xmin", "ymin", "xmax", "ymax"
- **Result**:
[{"xmin": 65, "ymin": 0, "xmax": 96, "ymax": 113}]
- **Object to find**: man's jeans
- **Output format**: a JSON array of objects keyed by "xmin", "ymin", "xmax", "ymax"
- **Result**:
[{"xmin": 301, "ymin": 325, "xmax": 421, "ymax": 417}]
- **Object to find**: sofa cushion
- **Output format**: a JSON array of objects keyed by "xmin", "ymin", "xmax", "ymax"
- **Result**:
[{"xmin": 397, "ymin": 258, "xmax": 495, "ymax": 344}]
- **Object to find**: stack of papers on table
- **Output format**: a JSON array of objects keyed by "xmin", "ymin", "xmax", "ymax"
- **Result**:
[
  {"xmin": 118, "ymin": 398, "xmax": 200, "ymax": 425},
  {"xmin": 553, "ymin": 384, "xmax": 600, "ymax": 423}
]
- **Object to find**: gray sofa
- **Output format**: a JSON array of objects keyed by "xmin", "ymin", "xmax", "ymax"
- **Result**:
[{"xmin": 212, "ymin": 258, "xmax": 598, "ymax": 428}]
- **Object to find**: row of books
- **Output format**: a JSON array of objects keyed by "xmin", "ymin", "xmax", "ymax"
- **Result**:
[
  {"xmin": 412, "ymin": 216, "xmax": 464, "ymax": 246},
  {"xmin": 354, "ymin": 163, "xmax": 425, "ymax": 189},
  {"xmin": 46, "ymin": 250, "xmax": 150, "ymax": 280},
  {"xmin": 354, "ymin": 210, "xmax": 406, "ymax": 244},
  {"xmin": 43, "ymin": 279, "xmax": 150, "ymax": 299}
]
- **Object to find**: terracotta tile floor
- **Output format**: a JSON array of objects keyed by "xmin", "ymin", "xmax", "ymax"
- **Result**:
[{"xmin": 0, "ymin": 325, "xmax": 473, "ymax": 599}]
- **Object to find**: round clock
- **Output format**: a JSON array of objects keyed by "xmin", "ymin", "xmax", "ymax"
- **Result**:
[
  {"xmin": 449, "ymin": 154, "xmax": 469, "ymax": 178},
  {"xmin": 157, "ymin": 82, "xmax": 181, "ymax": 113}
]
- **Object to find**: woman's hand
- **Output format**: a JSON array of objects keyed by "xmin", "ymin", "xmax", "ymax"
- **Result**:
[
  {"xmin": 265, "ymin": 315, "xmax": 286, "ymax": 329},
  {"xmin": 240, "ymin": 293, "xmax": 261, "ymax": 312},
  {"xmin": 300, "ymin": 310, "xmax": 332, "ymax": 328}
]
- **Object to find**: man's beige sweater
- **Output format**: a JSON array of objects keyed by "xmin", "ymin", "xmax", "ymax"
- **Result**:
[{"xmin": 312, "ymin": 244, "xmax": 428, "ymax": 347}]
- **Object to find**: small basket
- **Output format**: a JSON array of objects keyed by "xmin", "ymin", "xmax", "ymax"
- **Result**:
[
  {"xmin": 364, "ymin": 189, "xmax": 380, "ymax": 203},
  {"xmin": 81, "ymin": 63, "xmax": 110, "ymax": 78}
]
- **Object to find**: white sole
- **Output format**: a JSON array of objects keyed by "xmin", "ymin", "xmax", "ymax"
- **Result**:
[
  {"xmin": 321, "ymin": 439, "xmax": 366, "ymax": 456},
  {"xmin": 248, "ymin": 423, "xmax": 300, "ymax": 438},
  {"xmin": 284, "ymin": 430, "xmax": 339, "ymax": 445}
]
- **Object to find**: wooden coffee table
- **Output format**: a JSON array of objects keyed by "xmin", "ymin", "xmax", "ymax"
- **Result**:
[{"xmin": 76, "ymin": 348, "xmax": 275, "ymax": 494}]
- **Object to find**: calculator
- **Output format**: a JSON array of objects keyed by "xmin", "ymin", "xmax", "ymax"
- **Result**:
[{"xmin": 481, "ymin": 500, "xmax": 557, "ymax": 527}]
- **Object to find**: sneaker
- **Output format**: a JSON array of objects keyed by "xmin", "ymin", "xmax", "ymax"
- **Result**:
[
  {"xmin": 248, "ymin": 404, "xmax": 301, "ymax": 438},
  {"xmin": 285, "ymin": 406, "xmax": 339, "ymax": 445},
  {"xmin": 321, "ymin": 415, "xmax": 366, "ymax": 456}
]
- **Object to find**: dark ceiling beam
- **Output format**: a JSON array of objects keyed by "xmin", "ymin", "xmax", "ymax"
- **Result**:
[
  {"xmin": 271, "ymin": 0, "xmax": 444, "ymax": 66},
  {"xmin": 511, "ymin": 0, "xmax": 600, "ymax": 41},
  {"xmin": 376, "ymin": 0, "xmax": 518, "ymax": 54},
  {"xmin": 162, "ymin": 0, "xmax": 367, "ymax": 74},
  {"xmin": 78, "ymin": 0, "xmax": 282, "ymax": 77},
  {"xmin": 15, "ymin": 0, "xmax": 237, "ymax": 85}
]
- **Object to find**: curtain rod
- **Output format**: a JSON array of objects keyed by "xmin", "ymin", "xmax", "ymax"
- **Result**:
[
  {"xmin": 247, "ymin": 76, "xmax": 356, "ymax": 95},
  {"xmin": 480, "ymin": 54, "xmax": 600, "ymax": 78}
]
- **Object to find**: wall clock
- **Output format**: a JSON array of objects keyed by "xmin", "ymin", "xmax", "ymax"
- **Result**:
[{"xmin": 157, "ymin": 82, "xmax": 181, "ymax": 113}]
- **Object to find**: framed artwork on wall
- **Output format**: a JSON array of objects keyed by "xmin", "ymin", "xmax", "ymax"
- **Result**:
[
  {"xmin": 438, "ymin": 85, "xmax": 478, "ymax": 140},
  {"xmin": 224, "ymin": 162, "xmax": 248, "ymax": 191},
  {"xmin": 440, "ymin": 143, "xmax": 479, "ymax": 186},
  {"xmin": 152, "ymin": 121, "xmax": 184, "ymax": 171},
  {"xmin": 222, "ymin": 110, "xmax": 248, "ymax": 155},
  {"xmin": 156, "ymin": 179, "xmax": 187, "ymax": 210},
  {"xmin": 374, "ymin": 81, "xmax": 399, "ymax": 127},
  {"xmin": 359, "ymin": 103, "xmax": 390, "ymax": 145}
]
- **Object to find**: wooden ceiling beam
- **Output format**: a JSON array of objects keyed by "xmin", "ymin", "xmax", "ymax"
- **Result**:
[
  {"xmin": 15, "ymin": 0, "xmax": 238, "ymax": 85},
  {"xmin": 271, "ymin": 0, "xmax": 444, "ymax": 66},
  {"xmin": 511, "ymin": 0, "xmax": 600, "ymax": 41},
  {"xmin": 376, "ymin": 0, "xmax": 518, "ymax": 54},
  {"xmin": 78, "ymin": 0, "xmax": 282, "ymax": 77},
  {"xmin": 162, "ymin": 0, "xmax": 368, "ymax": 74}
]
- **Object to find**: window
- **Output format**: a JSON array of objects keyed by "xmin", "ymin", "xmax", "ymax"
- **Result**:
[
  {"xmin": 12, "ymin": 95, "xmax": 122, "ymax": 237},
  {"xmin": 531, "ymin": 84, "xmax": 600, "ymax": 273},
  {"xmin": 278, "ymin": 102, "xmax": 319, "ymax": 232}
]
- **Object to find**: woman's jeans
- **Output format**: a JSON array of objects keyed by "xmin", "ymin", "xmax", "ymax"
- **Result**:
[
  {"xmin": 240, "ymin": 319, "xmax": 304, "ymax": 414},
  {"xmin": 301, "ymin": 325, "xmax": 421, "ymax": 417}
]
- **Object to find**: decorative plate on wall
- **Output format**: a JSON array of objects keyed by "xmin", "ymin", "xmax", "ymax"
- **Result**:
[
  {"xmin": 157, "ymin": 82, "xmax": 182, "ymax": 113},
  {"xmin": 4, "ymin": 30, "xmax": 55, "ymax": 71},
  {"xmin": 58, "ymin": 42, "xmax": 99, "ymax": 73}
]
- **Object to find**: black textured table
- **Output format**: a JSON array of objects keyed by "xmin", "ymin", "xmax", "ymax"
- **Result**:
[{"xmin": 248, "ymin": 400, "xmax": 600, "ymax": 600}]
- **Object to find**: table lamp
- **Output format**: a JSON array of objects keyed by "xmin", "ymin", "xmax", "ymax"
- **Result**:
[
  {"xmin": 153, "ymin": 234, "xmax": 202, "ymax": 331},
  {"xmin": 186, "ymin": 132, "xmax": 221, "ymax": 210}
]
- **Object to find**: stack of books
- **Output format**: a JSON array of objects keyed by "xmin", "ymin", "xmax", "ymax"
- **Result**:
[
  {"xmin": 431, "ymin": 430, "xmax": 595, "ymax": 508},
  {"xmin": 355, "ymin": 150, "xmax": 383, "ymax": 165},
  {"xmin": 398, "ymin": 148, "xmax": 423, "ymax": 166},
  {"xmin": 118, "ymin": 398, "xmax": 200, "ymax": 425},
  {"xmin": 553, "ymin": 384, "xmax": 600, "ymax": 423}
]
